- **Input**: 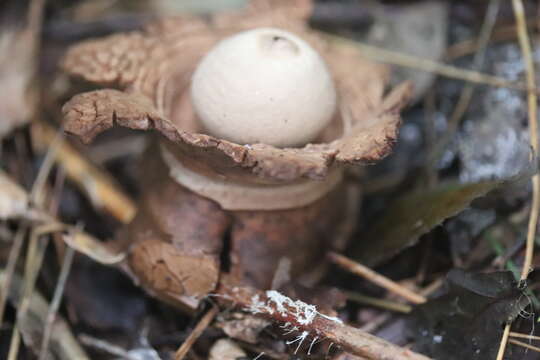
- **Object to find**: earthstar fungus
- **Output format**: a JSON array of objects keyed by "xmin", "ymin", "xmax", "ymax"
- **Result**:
[{"xmin": 61, "ymin": 0, "xmax": 411, "ymax": 310}]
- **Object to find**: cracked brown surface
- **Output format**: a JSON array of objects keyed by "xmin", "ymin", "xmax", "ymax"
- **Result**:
[
  {"xmin": 119, "ymin": 151, "xmax": 355, "ymax": 302},
  {"xmin": 116, "ymin": 152, "xmax": 229, "ymax": 307}
]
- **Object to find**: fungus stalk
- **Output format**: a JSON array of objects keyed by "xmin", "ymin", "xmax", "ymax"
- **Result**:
[{"xmin": 161, "ymin": 144, "xmax": 343, "ymax": 210}]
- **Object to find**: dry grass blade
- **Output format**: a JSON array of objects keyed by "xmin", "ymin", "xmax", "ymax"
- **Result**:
[
  {"xmin": 29, "ymin": 126, "xmax": 63, "ymax": 207},
  {"xmin": 3, "ymin": 160, "xmax": 124, "ymax": 263},
  {"xmin": 1, "ymin": 121, "xmax": 61, "ymax": 348},
  {"xmin": 418, "ymin": 277, "xmax": 444, "ymax": 298},
  {"xmin": 78, "ymin": 334, "xmax": 135, "ymax": 359},
  {"xmin": 496, "ymin": 323, "xmax": 511, "ymax": 360},
  {"xmin": 511, "ymin": 0, "xmax": 539, "ymax": 283},
  {"xmin": 509, "ymin": 338, "xmax": 540, "ymax": 353},
  {"xmin": 7, "ymin": 327, "xmax": 22, "ymax": 360},
  {"xmin": 328, "ymin": 252, "xmax": 426, "ymax": 304},
  {"xmin": 7, "ymin": 225, "xmax": 52, "ymax": 360},
  {"xmin": 323, "ymin": 33, "xmax": 536, "ymax": 93},
  {"xmin": 31, "ymin": 122, "xmax": 137, "ymax": 224},
  {"xmin": 62, "ymin": 231, "xmax": 125, "ymax": 264},
  {"xmin": 0, "ymin": 153, "xmax": 119, "ymax": 356},
  {"xmin": 38, "ymin": 244, "xmax": 75, "ymax": 360},
  {"xmin": 445, "ymin": 20, "xmax": 537, "ymax": 61},
  {"xmin": 497, "ymin": 1, "xmax": 538, "ymax": 358},
  {"xmin": 0, "ymin": 227, "xmax": 27, "ymax": 327},
  {"xmin": 509, "ymin": 332, "xmax": 540, "ymax": 341},
  {"xmin": 175, "ymin": 305, "xmax": 219, "ymax": 360}
]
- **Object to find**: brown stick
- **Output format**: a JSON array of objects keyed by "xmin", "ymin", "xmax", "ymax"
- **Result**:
[
  {"xmin": 174, "ymin": 306, "xmax": 219, "ymax": 360},
  {"xmin": 509, "ymin": 332, "xmax": 540, "ymax": 341},
  {"xmin": 217, "ymin": 284, "xmax": 431, "ymax": 360},
  {"xmin": 328, "ymin": 252, "xmax": 426, "ymax": 305},
  {"xmin": 508, "ymin": 339, "xmax": 540, "ymax": 353}
]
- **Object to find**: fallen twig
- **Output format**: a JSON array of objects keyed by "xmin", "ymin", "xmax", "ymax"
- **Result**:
[
  {"xmin": 218, "ymin": 283, "xmax": 431, "ymax": 360},
  {"xmin": 509, "ymin": 338, "xmax": 540, "ymax": 353},
  {"xmin": 509, "ymin": 332, "xmax": 540, "ymax": 341},
  {"xmin": 175, "ymin": 305, "xmax": 219, "ymax": 360},
  {"xmin": 497, "ymin": 323, "xmax": 511, "ymax": 360},
  {"xmin": 328, "ymin": 252, "xmax": 426, "ymax": 305}
]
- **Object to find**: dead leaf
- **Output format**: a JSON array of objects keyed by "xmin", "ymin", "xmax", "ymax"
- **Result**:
[
  {"xmin": 209, "ymin": 339, "xmax": 247, "ymax": 360},
  {"xmin": 408, "ymin": 270, "xmax": 530, "ymax": 360},
  {"xmin": 352, "ymin": 168, "xmax": 535, "ymax": 267},
  {"xmin": 0, "ymin": 170, "xmax": 29, "ymax": 219}
]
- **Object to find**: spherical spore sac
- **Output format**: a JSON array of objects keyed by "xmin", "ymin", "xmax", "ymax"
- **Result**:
[{"xmin": 191, "ymin": 27, "xmax": 337, "ymax": 148}]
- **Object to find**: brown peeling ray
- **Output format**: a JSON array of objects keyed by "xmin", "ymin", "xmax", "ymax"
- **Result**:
[
  {"xmin": 62, "ymin": 32, "xmax": 151, "ymax": 87},
  {"xmin": 62, "ymin": 89, "xmax": 335, "ymax": 182},
  {"xmin": 63, "ymin": 84, "xmax": 408, "ymax": 182},
  {"xmin": 62, "ymin": 89, "xmax": 162, "ymax": 143},
  {"xmin": 62, "ymin": 15, "xmax": 214, "ymax": 87},
  {"xmin": 62, "ymin": 21, "xmax": 218, "ymax": 113},
  {"xmin": 334, "ymin": 82, "xmax": 413, "ymax": 163}
]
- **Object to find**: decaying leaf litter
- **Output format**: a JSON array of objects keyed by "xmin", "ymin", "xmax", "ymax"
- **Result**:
[{"xmin": 2, "ymin": 0, "xmax": 540, "ymax": 359}]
